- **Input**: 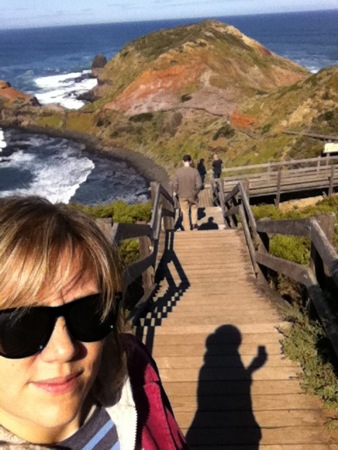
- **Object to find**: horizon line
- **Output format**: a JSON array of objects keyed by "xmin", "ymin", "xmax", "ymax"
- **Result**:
[{"xmin": 0, "ymin": 7, "xmax": 337, "ymax": 32}]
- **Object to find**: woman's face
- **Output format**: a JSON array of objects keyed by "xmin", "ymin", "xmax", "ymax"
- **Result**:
[{"xmin": 0, "ymin": 264, "xmax": 105, "ymax": 444}]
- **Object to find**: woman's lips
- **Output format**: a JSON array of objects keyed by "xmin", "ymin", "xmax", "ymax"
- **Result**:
[{"xmin": 32, "ymin": 372, "xmax": 81, "ymax": 394}]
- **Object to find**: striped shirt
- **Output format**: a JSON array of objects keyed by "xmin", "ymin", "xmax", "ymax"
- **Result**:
[{"xmin": 60, "ymin": 406, "xmax": 119, "ymax": 450}]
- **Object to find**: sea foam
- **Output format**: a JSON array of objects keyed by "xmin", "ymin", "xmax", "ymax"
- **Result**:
[
  {"xmin": 0, "ymin": 137, "xmax": 95, "ymax": 204},
  {"xmin": 0, "ymin": 128, "xmax": 7, "ymax": 150},
  {"xmin": 34, "ymin": 70, "xmax": 97, "ymax": 110}
]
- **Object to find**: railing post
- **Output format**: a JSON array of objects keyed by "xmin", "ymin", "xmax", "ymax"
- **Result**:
[
  {"xmin": 257, "ymin": 221, "xmax": 270, "ymax": 281},
  {"xmin": 96, "ymin": 218, "xmax": 113, "ymax": 242},
  {"xmin": 162, "ymin": 201, "xmax": 174, "ymax": 231},
  {"xmin": 275, "ymin": 168, "xmax": 282, "ymax": 208},
  {"xmin": 241, "ymin": 179, "xmax": 250, "ymax": 200},
  {"xmin": 139, "ymin": 234, "xmax": 155, "ymax": 292},
  {"xmin": 310, "ymin": 214, "xmax": 335, "ymax": 289},
  {"xmin": 150, "ymin": 181, "xmax": 158, "ymax": 205},
  {"xmin": 328, "ymin": 165, "xmax": 335, "ymax": 197},
  {"xmin": 267, "ymin": 162, "xmax": 271, "ymax": 181}
]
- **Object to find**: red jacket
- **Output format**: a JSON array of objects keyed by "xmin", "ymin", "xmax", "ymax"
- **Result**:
[{"xmin": 122, "ymin": 334, "xmax": 188, "ymax": 450}]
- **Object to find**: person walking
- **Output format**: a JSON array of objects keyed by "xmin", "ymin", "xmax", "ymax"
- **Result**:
[
  {"xmin": 212, "ymin": 153, "xmax": 223, "ymax": 179},
  {"xmin": 197, "ymin": 158, "xmax": 207, "ymax": 189},
  {"xmin": 173, "ymin": 154, "xmax": 202, "ymax": 231}
]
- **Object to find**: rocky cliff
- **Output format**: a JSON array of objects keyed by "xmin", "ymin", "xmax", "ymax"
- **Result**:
[
  {"xmin": 94, "ymin": 20, "xmax": 308, "ymax": 116},
  {"xmin": 0, "ymin": 20, "xmax": 337, "ymax": 174}
]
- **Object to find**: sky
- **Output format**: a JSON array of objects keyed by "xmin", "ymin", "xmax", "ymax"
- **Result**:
[{"xmin": 1, "ymin": 0, "xmax": 337, "ymax": 29}]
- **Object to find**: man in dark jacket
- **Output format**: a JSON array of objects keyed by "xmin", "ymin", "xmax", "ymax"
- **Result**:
[{"xmin": 173, "ymin": 154, "xmax": 202, "ymax": 231}]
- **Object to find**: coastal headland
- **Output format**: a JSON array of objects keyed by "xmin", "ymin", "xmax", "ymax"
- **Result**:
[{"xmin": 0, "ymin": 20, "xmax": 337, "ymax": 179}]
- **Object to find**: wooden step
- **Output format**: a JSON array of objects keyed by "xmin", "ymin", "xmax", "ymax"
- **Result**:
[
  {"xmin": 163, "ymin": 379, "xmax": 302, "ymax": 397},
  {"xmin": 151, "ymin": 342, "xmax": 283, "ymax": 357}
]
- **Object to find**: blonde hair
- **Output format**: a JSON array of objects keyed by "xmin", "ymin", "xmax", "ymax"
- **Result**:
[{"xmin": 0, "ymin": 196, "xmax": 122, "ymax": 311}]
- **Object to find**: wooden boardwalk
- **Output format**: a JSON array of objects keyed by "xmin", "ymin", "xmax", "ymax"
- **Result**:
[
  {"xmin": 201, "ymin": 156, "xmax": 338, "ymax": 204},
  {"xmin": 135, "ymin": 223, "xmax": 338, "ymax": 449}
]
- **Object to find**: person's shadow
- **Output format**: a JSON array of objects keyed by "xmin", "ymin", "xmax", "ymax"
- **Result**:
[
  {"xmin": 186, "ymin": 324, "xmax": 267, "ymax": 448},
  {"xmin": 198, "ymin": 217, "xmax": 219, "ymax": 230}
]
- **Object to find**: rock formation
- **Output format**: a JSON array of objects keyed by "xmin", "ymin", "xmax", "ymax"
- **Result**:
[{"xmin": 0, "ymin": 81, "xmax": 39, "ymax": 106}]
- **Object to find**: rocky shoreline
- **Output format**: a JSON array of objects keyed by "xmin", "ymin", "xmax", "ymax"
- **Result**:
[
  {"xmin": 0, "ymin": 68, "xmax": 170, "ymax": 191},
  {"xmin": 0, "ymin": 122, "xmax": 170, "ymax": 190}
]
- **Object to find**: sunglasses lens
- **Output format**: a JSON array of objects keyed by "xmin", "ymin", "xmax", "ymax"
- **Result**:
[
  {"xmin": 0, "ymin": 294, "xmax": 115, "ymax": 359},
  {"xmin": 66, "ymin": 295, "xmax": 114, "ymax": 342},
  {"xmin": 0, "ymin": 309, "xmax": 53, "ymax": 359}
]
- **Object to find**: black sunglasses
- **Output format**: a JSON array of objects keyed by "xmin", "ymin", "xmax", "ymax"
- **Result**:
[{"xmin": 0, "ymin": 294, "xmax": 116, "ymax": 359}]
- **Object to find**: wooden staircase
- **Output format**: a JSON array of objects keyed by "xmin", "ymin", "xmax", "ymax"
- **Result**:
[{"xmin": 135, "ymin": 228, "xmax": 338, "ymax": 449}]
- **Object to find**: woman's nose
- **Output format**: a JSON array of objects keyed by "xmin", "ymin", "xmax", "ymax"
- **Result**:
[{"xmin": 39, "ymin": 317, "xmax": 81, "ymax": 362}]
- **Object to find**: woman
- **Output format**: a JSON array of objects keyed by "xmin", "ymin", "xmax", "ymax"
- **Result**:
[
  {"xmin": 196, "ymin": 159, "xmax": 206, "ymax": 189},
  {"xmin": 0, "ymin": 196, "xmax": 187, "ymax": 449}
]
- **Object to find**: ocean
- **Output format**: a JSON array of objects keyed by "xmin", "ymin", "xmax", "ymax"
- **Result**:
[{"xmin": 0, "ymin": 10, "xmax": 337, "ymax": 204}]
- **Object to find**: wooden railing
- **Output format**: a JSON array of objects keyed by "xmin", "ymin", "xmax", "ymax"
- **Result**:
[
  {"xmin": 221, "ymin": 181, "xmax": 338, "ymax": 358},
  {"xmin": 217, "ymin": 155, "xmax": 338, "ymax": 178},
  {"xmin": 209, "ymin": 156, "xmax": 338, "ymax": 205},
  {"xmin": 96, "ymin": 181, "xmax": 175, "ymax": 324}
]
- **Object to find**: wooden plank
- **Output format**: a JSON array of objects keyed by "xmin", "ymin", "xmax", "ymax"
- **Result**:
[
  {"xmin": 155, "ymin": 354, "xmax": 298, "ymax": 369},
  {"xmin": 175, "ymin": 408, "xmax": 327, "ymax": 428},
  {"xmin": 164, "ymin": 379, "xmax": 302, "ymax": 397},
  {"xmin": 158, "ymin": 367, "xmax": 299, "ymax": 382},
  {"xmin": 151, "ymin": 340, "xmax": 282, "ymax": 352},
  {"xmin": 146, "ymin": 322, "xmax": 286, "ymax": 335},
  {"xmin": 170, "ymin": 393, "xmax": 323, "ymax": 412},
  {"xmin": 184, "ymin": 425, "xmax": 335, "ymax": 446},
  {"xmin": 152, "ymin": 332, "xmax": 282, "ymax": 346},
  {"xmin": 256, "ymin": 218, "xmax": 311, "ymax": 237}
]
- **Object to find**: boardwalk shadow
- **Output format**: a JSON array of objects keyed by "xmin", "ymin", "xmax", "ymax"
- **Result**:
[
  {"xmin": 135, "ymin": 230, "xmax": 190, "ymax": 353},
  {"xmin": 186, "ymin": 325, "xmax": 267, "ymax": 449}
]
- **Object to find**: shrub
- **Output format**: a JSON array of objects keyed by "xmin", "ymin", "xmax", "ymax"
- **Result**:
[
  {"xmin": 129, "ymin": 112, "xmax": 154, "ymax": 122},
  {"xmin": 181, "ymin": 93, "xmax": 192, "ymax": 102},
  {"xmin": 280, "ymin": 306, "xmax": 338, "ymax": 414},
  {"xmin": 270, "ymin": 235, "xmax": 310, "ymax": 265},
  {"xmin": 118, "ymin": 238, "xmax": 140, "ymax": 267},
  {"xmin": 71, "ymin": 200, "xmax": 152, "ymax": 223},
  {"xmin": 213, "ymin": 124, "xmax": 235, "ymax": 140}
]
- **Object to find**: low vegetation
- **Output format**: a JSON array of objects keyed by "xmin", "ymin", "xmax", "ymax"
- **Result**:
[
  {"xmin": 279, "ymin": 305, "xmax": 338, "ymax": 421},
  {"xmin": 71, "ymin": 200, "xmax": 152, "ymax": 268},
  {"xmin": 253, "ymin": 196, "xmax": 338, "ymax": 418}
]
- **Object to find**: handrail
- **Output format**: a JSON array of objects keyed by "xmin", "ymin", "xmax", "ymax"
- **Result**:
[
  {"xmin": 220, "ymin": 182, "xmax": 338, "ymax": 358},
  {"xmin": 208, "ymin": 154, "xmax": 338, "ymax": 176},
  {"xmin": 215, "ymin": 160, "xmax": 338, "ymax": 207},
  {"xmin": 96, "ymin": 181, "xmax": 175, "ymax": 324}
]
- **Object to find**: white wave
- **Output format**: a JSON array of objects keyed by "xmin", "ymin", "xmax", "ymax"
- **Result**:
[
  {"xmin": 0, "ymin": 128, "xmax": 7, "ymax": 150},
  {"xmin": 34, "ymin": 70, "xmax": 97, "ymax": 110},
  {"xmin": 9, "ymin": 150, "xmax": 36, "ymax": 162},
  {"xmin": 0, "ymin": 146, "xmax": 95, "ymax": 204}
]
